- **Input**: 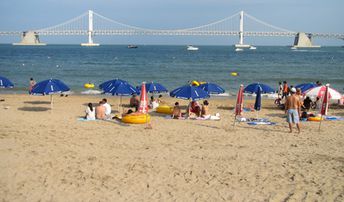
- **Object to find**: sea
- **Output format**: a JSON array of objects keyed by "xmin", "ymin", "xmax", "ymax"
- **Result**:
[{"xmin": 1, "ymin": 45, "xmax": 344, "ymax": 95}]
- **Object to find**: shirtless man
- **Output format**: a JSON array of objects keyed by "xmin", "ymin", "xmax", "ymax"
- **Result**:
[
  {"xmin": 285, "ymin": 88, "xmax": 302, "ymax": 133},
  {"xmin": 201, "ymin": 100, "xmax": 210, "ymax": 118},
  {"xmin": 95, "ymin": 101, "xmax": 106, "ymax": 120}
]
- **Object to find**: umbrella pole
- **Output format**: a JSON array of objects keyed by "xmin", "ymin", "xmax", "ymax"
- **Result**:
[
  {"xmin": 318, "ymin": 115, "xmax": 323, "ymax": 132},
  {"xmin": 120, "ymin": 96, "xmax": 123, "ymax": 114},
  {"xmin": 50, "ymin": 95, "xmax": 53, "ymax": 109}
]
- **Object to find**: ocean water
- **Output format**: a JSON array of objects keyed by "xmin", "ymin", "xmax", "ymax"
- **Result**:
[{"xmin": 0, "ymin": 45, "xmax": 344, "ymax": 95}]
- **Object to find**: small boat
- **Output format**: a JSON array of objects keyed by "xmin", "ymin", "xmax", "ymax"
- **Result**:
[
  {"xmin": 235, "ymin": 48, "xmax": 243, "ymax": 52},
  {"xmin": 249, "ymin": 46, "xmax": 257, "ymax": 50},
  {"xmin": 128, "ymin": 45, "xmax": 138, "ymax": 49},
  {"xmin": 187, "ymin": 45, "xmax": 199, "ymax": 51}
]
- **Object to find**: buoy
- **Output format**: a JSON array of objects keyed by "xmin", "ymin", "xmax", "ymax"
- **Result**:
[
  {"xmin": 231, "ymin": 72, "xmax": 238, "ymax": 76},
  {"xmin": 191, "ymin": 80, "xmax": 200, "ymax": 86},
  {"xmin": 84, "ymin": 83, "xmax": 95, "ymax": 89}
]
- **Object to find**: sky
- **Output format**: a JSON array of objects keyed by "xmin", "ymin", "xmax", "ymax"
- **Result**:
[{"xmin": 0, "ymin": 0, "xmax": 343, "ymax": 45}]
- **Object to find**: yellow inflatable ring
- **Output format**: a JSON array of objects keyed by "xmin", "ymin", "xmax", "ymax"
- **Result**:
[
  {"xmin": 191, "ymin": 80, "xmax": 200, "ymax": 86},
  {"xmin": 84, "ymin": 83, "xmax": 95, "ymax": 89},
  {"xmin": 122, "ymin": 113, "xmax": 150, "ymax": 124},
  {"xmin": 156, "ymin": 105, "xmax": 173, "ymax": 114},
  {"xmin": 199, "ymin": 81, "xmax": 207, "ymax": 85},
  {"xmin": 231, "ymin": 72, "xmax": 238, "ymax": 76},
  {"xmin": 307, "ymin": 116, "xmax": 323, "ymax": 122}
]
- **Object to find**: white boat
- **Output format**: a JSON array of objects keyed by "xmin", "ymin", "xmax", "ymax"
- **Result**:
[
  {"xmin": 235, "ymin": 48, "xmax": 244, "ymax": 52},
  {"xmin": 187, "ymin": 45, "xmax": 199, "ymax": 51},
  {"xmin": 249, "ymin": 46, "xmax": 257, "ymax": 50}
]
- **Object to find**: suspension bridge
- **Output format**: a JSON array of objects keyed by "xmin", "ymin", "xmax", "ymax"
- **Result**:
[{"xmin": 0, "ymin": 10, "xmax": 343, "ymax": 47}]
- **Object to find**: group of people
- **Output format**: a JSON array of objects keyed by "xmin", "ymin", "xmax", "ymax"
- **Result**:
[
  {"xmin": 85, "ymin": 98, "xmax": 111, "ymax": 120},
  {"xmin": 281, "ymin": 80, "xmax": 323, "ymax": 133},
  {"xmin": 171, "ymin": 100, "xmax": 211, "ymax": 119}
]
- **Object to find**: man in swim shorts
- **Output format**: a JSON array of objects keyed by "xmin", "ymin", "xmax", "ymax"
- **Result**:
[{"xmin": 285, "ymin": 87, "xmax": 302, "ymax": 133}]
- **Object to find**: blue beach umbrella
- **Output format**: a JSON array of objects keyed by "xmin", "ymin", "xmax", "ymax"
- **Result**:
[
  {"xmin": 99, "ymin": 78, "xmax": 127, "ymax": 90},
  {"xmin": 31, "ymin": 78, "xmax": 70, "ymax": 109},
  {"xmin": 199, "ymin": 82, "xmax": 225, "ymax": 94},
  {"xmin": 295, "ymin": 83, "xmax": 317, "ymax": 93},
  {"xmin": 101, "ymin": 79, "xmax": 137, "ymax": 112},
  {"xmin": 170, "ymin": 85, "xmax": 210, "ymax": 101},
  {"xmin": 254, "ymin": 86, "xmax": 262, "ymax": 111},
  {"xmin": 136, "ymin": 82, "xmax": 168, "ymax": 94},
  {"xmin": 244, "ymin": 83, "xmax": 274, "ymax": 94},
  {"xmin": 31, "ymin": 79, "xmax": 70, "ymax": 95},
  {"xmin": 0, "ymin": 76, "xmax": 14, "ymax": 88}
]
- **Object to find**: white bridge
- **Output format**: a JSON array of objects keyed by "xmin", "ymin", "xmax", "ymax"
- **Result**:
[{"xmin": 1, "ymin": 10, "xmax": 343, "ymax": 46}]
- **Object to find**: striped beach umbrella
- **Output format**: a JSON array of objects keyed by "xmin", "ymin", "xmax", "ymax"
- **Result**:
[{"xmin": 305, "ymin": 85, "xmax": 342, "ymax": 100}]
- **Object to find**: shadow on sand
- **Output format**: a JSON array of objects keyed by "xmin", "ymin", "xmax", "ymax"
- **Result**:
[
  {"xmin": 24, "ymin": 101, "xmax": 51, "ymax": 105},
  {"xmin": 18, "ymin": 107, "xmax": 50, "ymax": 112}
]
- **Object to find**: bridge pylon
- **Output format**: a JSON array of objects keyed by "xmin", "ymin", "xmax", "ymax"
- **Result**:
[
  {"xmin": 235, "ymin": 11, "xmax": 251, "ymax": 49},
  {"xmin": 81, "ymin": 10, "xmax": 99, "ymax": 46}
]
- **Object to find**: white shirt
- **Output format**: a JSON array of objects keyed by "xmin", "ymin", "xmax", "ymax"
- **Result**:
[
  {"xmin": 103, "ymin": 103, "xmax": 111, "ymax": 115},
  {"xmin": 86, "ymin": 107, "xmax": 95, "ymax": 120}
]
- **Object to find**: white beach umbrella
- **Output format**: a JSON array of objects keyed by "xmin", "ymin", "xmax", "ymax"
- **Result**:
[{"xmin": 305, "ymin": 85, "xmax": 342, "ymax": 100}]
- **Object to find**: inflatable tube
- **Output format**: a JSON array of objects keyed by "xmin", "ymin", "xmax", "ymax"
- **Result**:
[
  {"xmin": 122, "ymin": 113, "xmax": 150, "ymax": 124},
  {"xmin": 307, "ymin": 116, "xmax": 323, "ymax": 122},
  {"xmin": 84, "ymin": 83, "xmax": 95, "ymax": 89},
  {"xmin": 156, "ymin": 105, "xmax": 173, "ymax": 114},
  {"xmin": 191, "ymin": 80, "xmax": 200, "ymax": 86},
  {"xmin": 231, "ymin": 72, "xmax": 238, "ymax": 76},
  {"xmin": 199, "ymin": 81, "xmax": 207, "ymax": 85}
]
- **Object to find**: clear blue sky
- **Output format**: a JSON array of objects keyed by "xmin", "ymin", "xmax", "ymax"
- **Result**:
[{"xmin": 1, "ymin": 0, "xmax": 343, "ymax": 45}]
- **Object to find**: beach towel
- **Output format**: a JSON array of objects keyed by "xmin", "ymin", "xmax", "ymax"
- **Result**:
[
  {"xmin": 325, "ymin": 116, "xmax": 344, "ymax": 121},
  {"xmin": 247, "ymin": 121, "xmax": 276, "ymax": 125}
]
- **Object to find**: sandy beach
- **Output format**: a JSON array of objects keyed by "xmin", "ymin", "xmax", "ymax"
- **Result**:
[{"xmin": 0, "ymin": 94, "xmax": 343, "ymax": 201}]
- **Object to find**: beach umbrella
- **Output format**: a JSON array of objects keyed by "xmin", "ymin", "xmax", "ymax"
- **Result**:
[
  {"xmin": 319, "ymin": 84, "xmax": 330, "ymax": 131},
  {"xmin": 254, "ymin": 86, "xmax": 262, "ymax": 118},
  {"xmin": 244, "ymin": 83, "xmax": 274, "ymax": 94},
  {"xmin": 101, "ymin": 79, "xmax": 137, "ymax": 112},
  {"xmin": 170, "ymin": 85, "xmax": 209, "ymax": 101},
  {"xmin": 305, "ymin": 85, "xmax": 342, "ymax": 100},
  {"xmin": 135, "ymin": 81, "xmax": 168, "ymax": 95},
  {"xmin": 0, "ymin": 76, "xmax": 14, "ymax": 88},
  {"xmin": 99, "ymin": 78, "xmax": 127, "ymax": 90},
  {"xmin": 199, "ymin": 82, "xmax": 225, "ymax": 94},
  {"xmin": 31, "ymin": 78, "xmax": 70, "ymax": 109},
  {"xmin": 254, "ymin": 86, "xmax": 262, "ymax": 111},
  {"xmin": 234, "ymin": 84, "xmax": 244, "ymax": 127},
  {"xmin": 138, "ymin": 82, "xmax": 149, "ymax": 113},
  {"xmin": 295, "ymin": 83, "xmax": 317, "ymax": 93}
]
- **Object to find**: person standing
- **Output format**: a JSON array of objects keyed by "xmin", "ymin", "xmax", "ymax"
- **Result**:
[
  {"xmin": 285, "ymin": 87, "xmax": 302, "ymax": 133},
  {"xmin": 29, "ymin": 78, "xmax": 36, "ymax": 94},
  {"xmin": 282, "ymin": 81, "xmax": 289, "ymax": 99},
  {"xmin": 278, "ymin": 82, "xmax": 283, "ymax": 98}
]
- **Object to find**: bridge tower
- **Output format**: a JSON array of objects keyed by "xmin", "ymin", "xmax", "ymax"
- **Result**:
[
  {"xmin": 81, "ymin": 10, "xmax": 99, "ymax": 46},
  {"xmin": 235, "ymin": 11, "xmax": 251, "ymax": 48}
]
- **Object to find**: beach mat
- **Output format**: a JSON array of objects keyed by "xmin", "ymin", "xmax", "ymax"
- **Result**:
[
  {"xmin": 325, "ymin": 116, "xmax": 344, "ymax": 121},
  {"xmin": 247, "ymin": 121, "xmax": 276, "ymax": 125}
]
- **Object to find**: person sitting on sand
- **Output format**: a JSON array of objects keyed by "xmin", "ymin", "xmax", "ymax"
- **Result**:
[
  {"xmin": 102, "ymin": 98, "xmax": 112, "ymax": 119},
  {"xmin": 302, "ymin": 96, "xmax": 312, "ymax": 111},
  {"xmin": 149, "ymin": 96, "xmax": 159, "ymax": 109},
  {"xmin": 187, "ymin": 101, "xmax": 201, "ymax": 118},
  {"xmin": 29, "ymin": 77, "xmax": 36, "ymax": 94},
  {"xmin": 172, "ymin": 102, "xmax": 182, "ymax": 119},
  {"xmin": 201, "ymin": 100, "xmax": 210, "ymax": 119},
  {"xmin": 130, "ymin": 94, "xmax": 140, "ymax": 111},
  {"xmin": 95, "ymin": 101, "xmax": 106, "ymax": 120},
  {"xmin": 122, "ymin": 109, "xmax": 133, "ymax": 117},
  {"xmin": 85, "ymin": 103, "xmax": 95, "ymax": 120},
  {"xmin": 157, "ymin": 94, "xmax": 166, "ymax": 104},
  {"xmin": 285, "ymin": 87, "xmax": 302, "ymax": 133}
]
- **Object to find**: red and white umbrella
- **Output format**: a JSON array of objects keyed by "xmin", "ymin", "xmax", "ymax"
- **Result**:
[
  {"xmin": 138, "ymin": 82, "xmax": 149, "ymax": 113},
  {"xmin": 320, "ymin": 84, "xmax": 330, "ymax": 116},
  {"xmin": 305, "ymin": 85, "xmax": 342, "ymax": 100},
  {"xmin": 235, "ymin": 84, "xmax": 244, "ymax": 117}
]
